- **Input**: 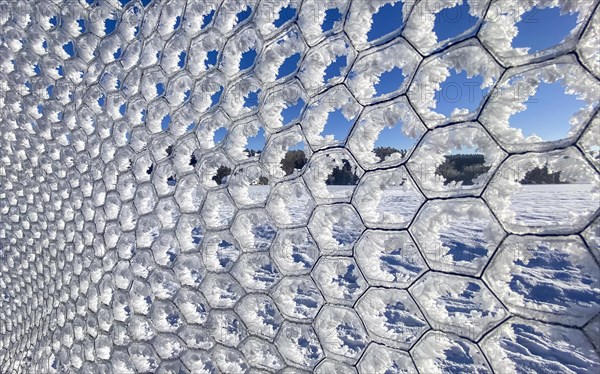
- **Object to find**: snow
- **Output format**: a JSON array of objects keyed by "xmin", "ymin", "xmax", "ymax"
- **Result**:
[
  {"xmin": 484, "ymin": 235, "xmax": 600, "ymax": 326},
  {"xmin": 480, "ymin": 318, "xmax": 600, "ymax": 374},
  {"xmin": 312, "ymin": 256, "xmax": 368, "ymax": 305},
  {"xmin": 412, "ymin": 331, "xmax": 491, "ymax": 374},
  {"xmin": 353, "ymin": 167, "xmax": 425, "ymax": 229},
  {"xmin": 308, "ymin": 204, "xmax": 364, "ymax": 255},
  {"xmin": 509, "ymin": 184, "xmax": 598, "ymax": 227},
  {"xmin": 301, "ymin": 84, "xmax": 362, "ymax": 149},
  {"xmin": 314, "ymin": 305, "xmax": 369, "ymax": 363},
  {"xmin": 272, "ymin": 276, "xmax": 324, "ymax": 321},
  {"xmin": 345, "ymin": 0, "xmax": 415, "ymax": 50},
  {"xmin": 255, "ymin": 26, "xmax": 307, "ymax": 85},
  {"xmin": 356, "ymin": 288, "xmax": 429, "ymax": 349},
  {"xmin": 355, "ymin": 230, "xmax": 428, "ymax": 287},
  {"xmin": 298, "ymin": 35, "xmax": 357, "ymax": 96},
  {"xmin": 358, "ymin": 343, "xmax": 417, "ymax": 374},
  {"xmin": 410, "ymin": 273, "xmax": 508, "ymax": 340},
  {"xmin": 241, "ymin": 337, "xmax": 285, "ymax": 371},
  {"xmin": 1, "ymin": 0, "xmax": 598, "ymax": 373},
  {"xmin": 484, "ymin": 148, "xmax": 600, "ymax": 234},
  {"xmin": 236, "ymin": 293, "xmax": 283, "ymax": 339},
  {"xmin": 410, "ymin": 198, "xmax": 506, "ymax": 276},
  {"xmin": 404, "ymin": 0, "xmax": 487, "ymax": 55},
  {"xmin": 275, "ymin": 322, "xmax": 323, "ymax": 369},
  {"xmin": 303, "ymin": 149, "xmax": 364, "ymax": 203}
]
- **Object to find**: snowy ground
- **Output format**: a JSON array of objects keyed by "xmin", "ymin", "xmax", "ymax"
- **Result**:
[
  {"xmin": 248, "ymin": 183, "xmax": 597, "ymax": 230},
  {"xmin": 509, "ymin": 184, "xmax": 597, "ymax": 226}
]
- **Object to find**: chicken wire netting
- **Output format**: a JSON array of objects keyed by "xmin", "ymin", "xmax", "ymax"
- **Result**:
[{"xmin": 0, "ymin": 0, "xmax": 599, "ymax": 372}]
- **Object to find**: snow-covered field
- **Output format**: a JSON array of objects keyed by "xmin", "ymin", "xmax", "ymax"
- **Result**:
[
  {"xmin": 509, "ymin": 184, "xmax": 597, "ymax": 226},
  {"xmin": 248, "ymin": 183, "xmax": 597, "ymax": 231},
  {"xmin": 243, "ymin": 183, "xmax": 599, "ymax": 373}
]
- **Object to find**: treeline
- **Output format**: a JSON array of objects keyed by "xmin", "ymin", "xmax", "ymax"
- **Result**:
[
  {"xmin": 520, "ymin": 165, "xmax": 567, "ymax": 184},
  {"xmin": 374, "ymin": 147, "xmax": 408, "ymax": 162},
  {"xmin": 279, "ymin": 150, "xmax": 360, "ymax": 184},
  {"xmin": 212, "ymin": 148, "xmax": 570, "ymax": 186},
  {"xmin": 281, "ymin": 150, "xmax": 308, "ymax": 176},
  {"xmin": 212, "ymin": 165, "xmax": 269, "ymax": 185},
  {"xmin": 436, "ymin": 154, "xmax": 490, "ymax": 186},
  {"xmin": 435, "ymin": 154, "xmax": 569, "ymax": 185},
  {"xmin": 212, "ymin": 149, "xmax": 361, "ymax": 185}
]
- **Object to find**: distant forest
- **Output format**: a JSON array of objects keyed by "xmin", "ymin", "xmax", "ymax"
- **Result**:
[
  {"xmin": 211, "ymin": 147, "xmax": 568, "ymax": 185},
  {"xmin": 519, "ymin": 165, "xmax": 567, "ymax": 184},
  {"xmin": 374, "ymin": 147, "xmax": 408, "ymax": 161},
  {"xmin": 436, "ymin": 154, "xmax": 491, "ymax": 185},
  {"xmin": 437, "ymin": 154, "xmax": 568, "ymax": 185}
]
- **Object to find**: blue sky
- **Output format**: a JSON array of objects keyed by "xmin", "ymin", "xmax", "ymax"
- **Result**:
[
  {"xmin": 509, "ymin": 82, "xmax": 584, "ymax": 141},
  {"xmin": 65, "ymin": 1, "xmax": 583, "ymax": 153},
  {"xmin": 326, "ymin": 3, "xmax": 580, "ymax": 151},
  {"xmin": 190, "ymin": 3, "xmax": 582, "ymax": 152},
  {"xmin": 512, "ymin": 6, "xmax": 578, "ymax": 52},
  {"xmin": 373, "ymin": 120, "xmax": 423, "ymax": 150},
  {"xmin": 120, "ymin": 2, "xmax": 580, "ymax": 152}
]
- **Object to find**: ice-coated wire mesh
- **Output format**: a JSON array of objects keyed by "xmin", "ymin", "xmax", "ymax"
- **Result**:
[{"xmin": 0, "ymin": 0, "xmax": 599, "ymax": 373}]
